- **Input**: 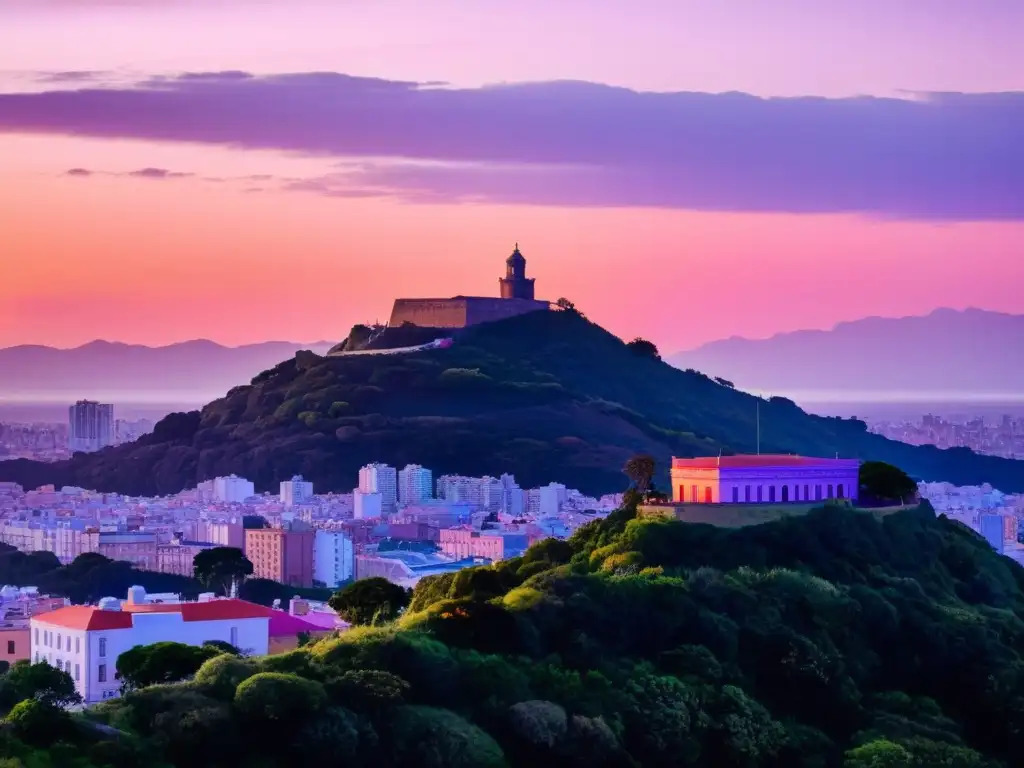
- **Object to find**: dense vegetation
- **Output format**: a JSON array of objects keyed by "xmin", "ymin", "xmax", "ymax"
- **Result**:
[
  {"xmin": 0, "ymin": 544, "xmax": 332, "ymax": 607},
  {"xmin": 3, "ymin": 309, "xmax": 1024, "ymax": 495},
  {"xmin": 5, "ymin": 498, "xmax": 1024, "ymax": 767}
]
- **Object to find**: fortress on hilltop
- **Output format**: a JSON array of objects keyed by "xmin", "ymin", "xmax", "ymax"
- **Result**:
[{"xmin": 388, "ymin": 243, "xmax": 551, "ymax": 329}]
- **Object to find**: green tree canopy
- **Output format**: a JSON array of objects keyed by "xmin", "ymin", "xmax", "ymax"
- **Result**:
[
  {"xmin": 116, "ymin": 642, "xmax": 221, "ymax": 692},
  {"xmin": 192, "ymin": 547, "xmax": 253, "ymax": 595},
  {"xmin": 859, "ymin": 461, "xmax": 918, "ymax": 503},
  {"xmin": 328, "ymin": 577, "xmax": 410, "ymax": 625},
  {"xmin": 0, "ymin": 661, "xmax": 81, "ymax": 711}
]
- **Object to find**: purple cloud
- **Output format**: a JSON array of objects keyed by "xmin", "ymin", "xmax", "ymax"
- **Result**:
[
  {"xmin": 127, "ymin": 167, "xmax": 192, "ymax": 179},
  {"xmin": 4, "ymin": 72, "xmax": 1022, "ymax": 219},
  {"xmin": 65, "ymin": 168, "xmax": 92, "ymax": 177}
]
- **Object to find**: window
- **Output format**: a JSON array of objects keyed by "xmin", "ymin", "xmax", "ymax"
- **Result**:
[
  {"xmin": 34, "ymin": 628, "xmax": 39, "ymax": 644},
  {"xmin": 757, "ymin": 486, "xmax": 763, "ymax": 502},
  {"xmin": 99, "ymin": 637, "xmax": 107, "ymax": 658},
  {"xmin": 731, "ymin": 487, "xmax": 739, "ymax": 503},
  {"xmin": 828, "ymin": 484, "xmax": 834, "ymax": 499},
  {"xmin": 704, "ymin": 487, "xmax": 713, "ymax": 504},
  {"xmin": 65, "ymin": 661, "xmax": 71, "ymax": 674},
  {"xmin": 57, "ymin": 633, "xmax": 61, "ymax": 648},
  {"xmin": 815, "ymin": 484, "xmax": 822, "ymax": 500},
  {"xmin": 230, "ymin": 627, "xmax": 239, "ymax": 646},
  {"xmin": 66, "ymin": 635, "xmax": 71, "ymax": 652},
  {"xmin": 98, "ymin": 664, "xmax": 107, "ymax": 683},
  {"xmin": 804, "ymin": 484, "xmax": 810, "ymax": 500},
  {"xmin": 7, "ymin": 640, "xmax": 14, "ymax": 655},
  {"xmin": 691, "ymin": 485, "xmax": 698, "ymax": 503},
  {"xmin": 781, "ymin": 485, "xmax": 789, "ymax": 502},
  {"xmin": 744, "ymin": 485, "xmax": 751, "ymax": 502},
  {"xmin": 75, "ymin": 637, "xmax": 80, "ymax": 654},
  {"xmin": 837, "ymin": 484, "xmax": 844, "ymax": 499},
  {"xmin": 769, "ymin": 486, "xmax": 776, "ymax": 502},
  {"xmin": 75, "ymin": 664, "xmax": 80, "ymax": 681}
]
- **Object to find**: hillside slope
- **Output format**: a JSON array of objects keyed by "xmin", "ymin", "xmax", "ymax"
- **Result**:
[
  {"xmin": 3, "ymin": 310, "xmax": 1024, "ymax": 495},
  {"xmin": 18, "ymin": 502, "xmax": 1024, "ymax": 767},
  {"xmin": 671, "ymin": 307, "xmax": 1024, "ymax": 395}
]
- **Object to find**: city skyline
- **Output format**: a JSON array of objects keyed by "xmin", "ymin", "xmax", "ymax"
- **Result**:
[{"xmin": 3, "ymin": 1, "xmax": 1024, "ymax": 351}]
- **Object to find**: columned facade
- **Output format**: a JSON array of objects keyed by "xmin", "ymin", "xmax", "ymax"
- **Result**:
[{"xmin": 670, "ymin": 455, "xmax": 861, "ymax": 505}]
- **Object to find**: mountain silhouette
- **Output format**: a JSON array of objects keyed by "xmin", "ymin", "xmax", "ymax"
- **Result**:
[{"xmin": 672, "ymin": 308, "xmax": 1024, "ymax": 397}]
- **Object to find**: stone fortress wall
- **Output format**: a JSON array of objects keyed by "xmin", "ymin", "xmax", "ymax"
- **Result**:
[{"xmin": 388, "ymin": 297, "xmax": 550, "ymax": 329}]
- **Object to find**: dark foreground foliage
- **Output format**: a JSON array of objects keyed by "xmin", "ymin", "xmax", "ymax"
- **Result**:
[
  {"xmin": 5, "ymin": 499, "xmax": 1024, "ymax": 767},
  {"xmin": 3, "ymin": 310, "xmax": 1024, "ymax": 495}
]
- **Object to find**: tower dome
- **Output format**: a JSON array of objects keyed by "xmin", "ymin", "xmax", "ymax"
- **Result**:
[
  {"xmin": 499, "ymin": 242, "xmax": 535, "ymax": 300},
  {"xmin": 506, "ymin": 243, "xmax": 526, "ymax": 267}
]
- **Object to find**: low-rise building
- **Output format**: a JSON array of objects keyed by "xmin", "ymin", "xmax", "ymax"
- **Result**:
[{"xmin": 31, "ymin": 593, "xmax": 271, "ymax": 703}]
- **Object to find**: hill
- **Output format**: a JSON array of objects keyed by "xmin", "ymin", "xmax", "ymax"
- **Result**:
[
  {"xmin": 672, "ymin": 307, "xmax": 1024, "ymax": 397},
  {"xmin": 7, "ymin": 501, "xmax": 1024, "ymax": 767},
  {"xmin": 3, "ymin": 309, "xmax": 1024, "ymax": 496},
  {"xmin": 0, "ymin": 339, "xmax": 333, "ymax": 401}
]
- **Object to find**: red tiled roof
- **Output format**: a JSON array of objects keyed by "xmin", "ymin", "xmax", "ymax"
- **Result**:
[
  {"xmin": 672, "ymin": 454, "xmax": 856, "ymax": 469},
  {"xmin": 32, "ymin": 605, "xmax": 133, "ymax": 631},
  {"xmin": 125, "ymin": 598, "xmax": 272, "ymax": 622}
]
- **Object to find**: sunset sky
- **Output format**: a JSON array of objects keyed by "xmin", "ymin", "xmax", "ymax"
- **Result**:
[{"xmin": 2, "ymin": 0, "xmax": 1023, "ymax": 352}]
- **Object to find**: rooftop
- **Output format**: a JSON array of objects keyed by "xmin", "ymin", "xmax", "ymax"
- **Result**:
[
  {"xmin": 672, "ymin": 454, "xmax": 860, "ymax": 469},
  {"xmin": 34, "ymin": 598, "xmax": 272, "ymax": 631}
]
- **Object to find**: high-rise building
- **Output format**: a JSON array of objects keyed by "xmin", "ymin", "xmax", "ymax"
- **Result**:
[
  {"xmin": 280, "ymin": 475, "xmax": 314, "ymax": 507},
  {"xmin": 538, "ymin": 483, "xmax": 568, "ymax": 516},
  {"xmin": 212, "ymin": 475, "xmax": 255, "ymax": 503},
  {"xmin": 979, "ymin": 513, "xmax": 1016, "ymax": 554},
  {"xmin": 353, "ymin": 490, "xmax": 383, "ymax": 520},
  {"xmin": 398, "ymin": 464, "xmax": 433, "ymax": 505},
  {"xmin": 358, "ymin": 463, "xmax": 397, "ymax": 515},
  {"xmin": 313, "ymin": 530, "xmax": 355, "ymax": 587},
  {"xmin": 68, "ymin": 400, "xmax": 114, "ymax": 453}
]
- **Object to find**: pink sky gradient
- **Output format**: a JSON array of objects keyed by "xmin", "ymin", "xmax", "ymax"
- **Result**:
[{"xmin": 2, "ymin": 1, "xmax": 1023, "ymax": 352}]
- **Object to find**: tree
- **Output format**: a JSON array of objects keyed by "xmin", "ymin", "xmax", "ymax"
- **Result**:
[
  {"xmin": 555, "ymin": 297, "xmax": 577, "ymax": 312},
  {"xmin": 623, "ymin": 454, "xmax": 657, "ymax": 495},
  {"xmin": 192, "ymin": 547, "xmax": 253, "ymax": 595},
  {"xmin": 116, "ymin": 642, "xmax": 221, "ymax": 692},
  {"xmin": 328, "ymin": 577, "xmax": 410, "ymax": 625},
  {"xmin": 193, "ymin": 653, "xmax": 258, "ymax": 700},
  {"xmin": 0, "ymin": 660, "xmax": 81, "ymax": 711},
  {"xmin": 243, "ymin": 515, "xmax": 269, "ymax": 530},
  {"xmin": 2, "ymin": 698, "xmax": 77, "ymax": 747},
  {"xmin": 626, "ymin": 337, "xmax": 661, "ymax": 361},
  {"xmin": 234, "ymin": 672, "xmax": 327, "ymax": 729},
  {"xmin": 859, "ymin": 461, "xmax": 917, "ymax": 504},
  {"xmin": 386, "ymin": 705, "xmax": 507, "ymax": 768}
]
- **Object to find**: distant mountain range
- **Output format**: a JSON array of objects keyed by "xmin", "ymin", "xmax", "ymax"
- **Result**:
[
  {"xmin": 0, "ymin": 340, "xmax": 334, "ymax": 401},
  {"xmin": 671, "ymin": 308, "xmax": 1024, "ymax": 399}
]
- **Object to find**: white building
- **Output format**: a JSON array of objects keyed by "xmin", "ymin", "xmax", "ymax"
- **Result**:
[
  {"xmin": 212, "ymin": 475, "xmax": 255, "ymax": 503},
  {"xmin": 353, "ymin": 490, "xmax": 383, "ymax": 520},
  {"xmin": 538, "ymin": 483, "xmax": 568, "ymax": 516},
  {"xmin": 313, "ymin": 529, "xmax": 355, "ymax": 587},
  {"xmin": 358, "ymin": 464, "xmax": 397, "ymax": 515},
  {"xmin": 280, "ymin": 475, "xmax": 314, "ymax": 507},
  {"xmin": 30, "ymin": 588, "xmax": 270, "ymax": 703},
  {"xmin": 398, "ymin": 465, "xmax": 433, "ymax": 505},
  {"xmin": 69, "ymin": 400, "xmax": 114, "ymax": 453}
]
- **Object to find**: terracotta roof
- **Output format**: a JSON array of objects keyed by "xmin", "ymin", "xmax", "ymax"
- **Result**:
[
  {"xmin": 672, "ymin": 454, "xmax": 858, "ymax": 469},
  {"xmin": 125, "ymin": 598, "xmax": 271, "ymax": 623},
  {"xmin": 32, "ymin": 605, "xmax": 133, "ymax": 631}
]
